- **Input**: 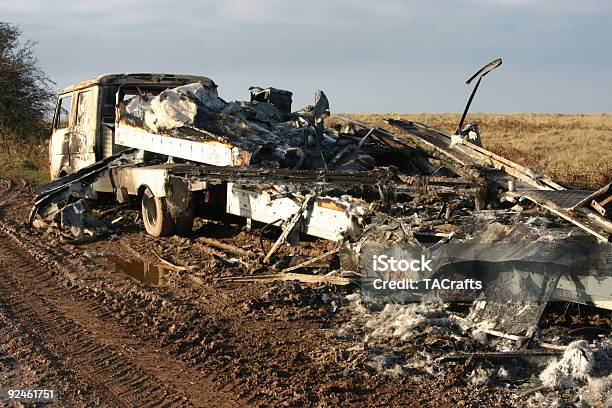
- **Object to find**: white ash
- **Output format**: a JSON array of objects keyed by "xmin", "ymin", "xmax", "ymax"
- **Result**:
[
  {"xmin": 339, "ymin": 294, "xmax": 466, "ymax": 376},
  {"xmin": 526, "ymin": 392, "xmax": 562, "ymax": 408},
  {"xmin": 538, "ymin": 338, "xmax": 612, "ymax": 396},
  {"xmin": 577, "ymin": 374, "xmax": 612, "ymax": 408},
  {"xmin": 539, "ymin": 340, "xmax": 594, "ymax": 389},
  {"xmin": 469, "ymin": 367, "xmax": 493, "ymax": 385},
  {"xmin": 497, "ymin": 366, "xmax": 510, "ymax": 379},
  {"xmin": 344, "ymin": 293, "xmax": 367, "ymax": 315},
  {"xmin": 363, "ymin": 301, "xmax": 455, "ymax": 343}
]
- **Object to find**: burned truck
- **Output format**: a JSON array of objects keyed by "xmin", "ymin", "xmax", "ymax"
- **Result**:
[
  {"xmin": 32, "ymin": 62, "xmax": 611, "ymax": 339},
  {"xmin": 43, "ymin": 73, "xmax": 373, "ymax": 239}
]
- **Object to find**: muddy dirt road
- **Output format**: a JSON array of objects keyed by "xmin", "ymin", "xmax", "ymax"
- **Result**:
[{"xmin": 1, "ymin": 177, "xmax": 606, "ymax": 407}]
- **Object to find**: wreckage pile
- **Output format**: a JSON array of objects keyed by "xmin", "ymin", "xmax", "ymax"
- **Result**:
[
  {"xmin": 30, "ymin": 80, "xmax": 611, "ymax": 403},
  {"xmin": 338, "ymin": 294, "xmax": 611, "ymax": 406},
  {"xmin": 31, "ymin": 80, "xmax": 611, "ymax": 305},
  {"xmin": 119, "ymin": 82, "xmax": 377, "ymax": 172}
]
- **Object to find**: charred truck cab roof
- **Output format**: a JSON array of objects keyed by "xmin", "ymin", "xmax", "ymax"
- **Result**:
[{"xmin": 59, "ymin": 73, "xmax": 217, "ymax": 95}]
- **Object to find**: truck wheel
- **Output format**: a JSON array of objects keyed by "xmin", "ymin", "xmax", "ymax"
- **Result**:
[{"xmin": 142, "ymin": 188, "xmax": 174, "ymax": 237}]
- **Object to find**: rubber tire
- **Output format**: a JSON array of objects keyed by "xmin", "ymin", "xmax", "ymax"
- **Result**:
[{"xmin": 142, "ymin": 188, "xmax": 175, "ymax": 237}]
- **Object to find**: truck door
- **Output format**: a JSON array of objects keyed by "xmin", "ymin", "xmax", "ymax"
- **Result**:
[
  {"xmin": 70, "ymin": 88, "xmax": 98, "ymax": 172},
  {"xmin": 49, "ymin": 93, "xmax": 73, "ymax": 179}
]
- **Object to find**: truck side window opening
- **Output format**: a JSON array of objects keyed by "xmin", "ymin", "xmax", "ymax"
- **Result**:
[
  {"xmin": 56, "ymin": 95, "xmax": 72, "ymax": 129},
  {"xmin": 102, "ymin": 87, "xmax": 117, "ymax": 123}
]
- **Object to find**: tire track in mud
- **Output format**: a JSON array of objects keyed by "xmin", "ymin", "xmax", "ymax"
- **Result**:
[
  {"xmin": 0, "ymin": 230, "xmax": 243, "ymax": 408},
  {"xmin": 0, "ymin": 286, "xmax": 89, "ymax": 407}
]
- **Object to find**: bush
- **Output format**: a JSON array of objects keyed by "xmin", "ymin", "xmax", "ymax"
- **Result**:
[
  {"xmin": 0, "ymin": 21, "xmax": 54, "ymax": 135},
  {"xmin": 0, "ymin": 22, "xmax": 54, "ymax": 178}
]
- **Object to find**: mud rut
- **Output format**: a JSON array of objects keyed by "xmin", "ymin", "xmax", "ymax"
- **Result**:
[{"xmin": 0, "ymin": 227, "xmax": 242, "ymax": 408}]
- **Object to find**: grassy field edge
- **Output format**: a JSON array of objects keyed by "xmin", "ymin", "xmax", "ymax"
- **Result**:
[{"xmin": 1, "ymin": 113, "xmax": 610, "ymax": 188}]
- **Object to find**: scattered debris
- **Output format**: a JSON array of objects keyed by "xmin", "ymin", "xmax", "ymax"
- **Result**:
[
  {"xmin": 280, "ymin": 248, "xmax": 339, "ymax": 273},
  {"xmin": 217, "ymin": 272, "xmax": 352, "ymax": 286},
  {"xmin": 539, "ymin": 340, "xmax": 611, "ymax": 389},
  {"xmin": 25, "ymin": 64, "xmax": 611, "ymax": 405},
  {"xmin": 264, "ymin": 194, "xmax": 316, "ymax": 263},
  {"xmin": 540, "ymin": 340, "xmax": 594, "ymax": 389},
  {"xmin": 196, "ymin": 237, "xmax": 255, "ymax": 259},
  {"xmin": 577, "ymin": 374, "xmax": 612, "ymax": 407},
  {"xmin": 154, "ymin": 253, "xmax": 194, "ymax": 272}
]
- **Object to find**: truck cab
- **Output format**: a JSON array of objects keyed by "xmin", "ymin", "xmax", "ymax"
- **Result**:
[{"xmin": 49, "ymin": 73, "xmax": 217, "ymax": 180}]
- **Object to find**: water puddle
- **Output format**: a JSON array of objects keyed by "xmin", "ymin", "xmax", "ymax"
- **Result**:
[{"xmin": 106, "ymin": 257, "xmax": 171, "ymax": 286}]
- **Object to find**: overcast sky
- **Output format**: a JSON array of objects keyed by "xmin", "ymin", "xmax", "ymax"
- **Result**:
[{"xmin": 2, "ymin": 0, "xmax": 611, "ymax": 113}]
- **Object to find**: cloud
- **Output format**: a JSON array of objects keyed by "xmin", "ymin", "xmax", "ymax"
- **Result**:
[{"xmin": 1, "ymin": 0, "xmax": 610, "ymax": 112}]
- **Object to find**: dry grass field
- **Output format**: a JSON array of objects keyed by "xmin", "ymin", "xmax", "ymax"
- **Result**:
[
  {"xmin": 1, "ymin": 113, "xmax": 610, "ymax": 188},
  {"xmin": 0, "ymin": 125, "xmax": 50, "ymax": 184},
  {"xmin": 337, "ymin": 113, "xmax": 612, "ymax": 189}
]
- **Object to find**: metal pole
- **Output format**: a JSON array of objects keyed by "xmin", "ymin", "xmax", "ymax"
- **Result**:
[{"xmin": 456, "ymin": 76, "xmax": 482, "ymax": 135}]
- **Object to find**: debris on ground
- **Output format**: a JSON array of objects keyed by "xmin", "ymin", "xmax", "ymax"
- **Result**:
[
  {"xmin": 23, "ymin": 64, "xmax": 612, "ymax": 406},
  {"xmin": 537, "ymin": 339, "xmax": 612, "ymax": 391}
]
